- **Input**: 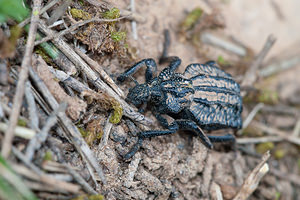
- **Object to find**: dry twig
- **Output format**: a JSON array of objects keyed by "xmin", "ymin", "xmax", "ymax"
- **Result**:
[
  {"xmin": 252, "ymin": 121, "xmax": 300, "ymax": 145},
  {"xmin": 242, "ymin": 103, "xmax": 264, "ymax": 129},
  {"xmin": 0, "ymin": 59, "xmax": 8, "ymax": 85},
  {"xmin": 98, "ymin": 113, "xmax": 113, "ymax": 150},
  {"xmin": 25, "ymin": 81, "xmax": 39, "ymax": 131},
  {"xmin": 48, "ymin": 66, "xmax": 90, "ymax": 92},
  {"xmin": 237, "ymin": 103, "xmax": 264, "ymax": 135},
  {"xmin": 64, "ymin": 164, "xmax": 97, "ymax": 194},
  {"xmin": 0, "ymin": 122, "xmax": 35, "ymax": 139},
  {"xmin": 29, "ymin": 66, "xmax": 107, "ymax": 184},
  {"xmin": 25, "ymin": 103, "xmax": 67, "ymax": 161},
  {"xmin": 130, "ymin": 0, "xmax": 138, "ymax": 40},
  {"xmin": 241, "ymin": 35, "xmax": 276, "ymax": 97},
  {"xmin": 201, "ymin": 32, "xmax": 247, "ymax": 56},
  {"xmin": 75, "ymin": 47, "xmax": 125, "ymax": 98},
  {"xmin": 37, "ymin": 20, "xmax": 153, "ymax": 126},
  {"xmin": 123, "ymin": 152, "xmax": 141, "ymax": 188},
  {"xmin": 259, "ymin": 55, "xmax": 300, "ymax": 77},
  {"xmin": 292, "ymin": 118, "xmax": 300, "ymax": 137},
  {"xmin": 12, "ymin": 163, "xmax": 79, "ymax": 194},
  {"xmin": 18, "ymin": 0, "xmax": 60, "ymax": 28},
  {"xmin": 236, "ymin": 136, "xmax": 282, "ymax": 144},
  {"xmin": 233, "ymin": 151, "xmax": 270, "ymax": 200},
  {"xmin": 47, "ymin": 0, "xmax": 72, "ymax": 25},
  {"xmin": 2, "ymin": 0, "xmax": 42, "ymax": 158}
]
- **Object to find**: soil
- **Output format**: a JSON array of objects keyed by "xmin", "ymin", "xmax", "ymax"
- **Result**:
[{"xmin": 95, "ymin": 0, "xmax": 300, "ymax": 199}]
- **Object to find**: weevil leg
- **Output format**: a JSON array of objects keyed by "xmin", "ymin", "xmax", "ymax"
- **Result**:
[
  {"xmin": 138, "ymin": 102, "xmax": 147, "ymax": 113},
  {"xmin": 117, "ymin": 58, "xmax": 157, "ymax": 83},
  {"xmin": 174, "ymin": 119, "xmax": 213, "ymax": 149},
  {"xmin": 123, "ymin": 137, "xmax": 144, "ymax": 160},
  {"xmin": 124, "ymin": 114, "xmax": 178, "ymax": 159},
  {"xmin": 159, "ymin": 56, "xmax": 182, "ymax": 72},
  {"xmin": 207, "ymin": 134, "xmax": 235, "ymax": 143},
  {"xmin": 125, "ymin": 115, "xmax": 235, "ymax": 159},
  {"xmin": 124, "ymin": 129, "xmax": 177, "ymax": 159}
]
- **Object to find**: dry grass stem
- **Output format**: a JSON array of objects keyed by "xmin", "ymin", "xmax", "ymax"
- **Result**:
[
  {"xmin": 233, "ymin": 151, "xmax": 270, "ymax": 200},
  {"xmin": 48, "ymin": 66, "xmax": 90, "ymax": 92},
  {"xmin": 252, "ymin": 121, "xmax": 300, "ymax": 145},
  {"xmin": 0, "ymin": 59, "xmax": 8, "ymax": 85},
  {"xmin": 236, "ymin": 136, "xmax": 282, "ymax": 144},
  {"xmin": 25, "ymin": 81, "xmax": 39, "ymax": 131},
  {"xmin": 2, "ymin": 0, "xmax": 42, "ymax": 158},
  {"xmin": 25, "ymin": 103, "xmax": 67, "ymax": 161},
  {"xmin": 241, "ymin": 35, "xmax": 276, "ymax": 96},
  {"xmin": 201, "ymin": 32, "xmax": 247, "ymax": 56},
  {"xmin": 37, "ymin": 20, "xmax": 153, "ymax": 126},
  {"xmin": 28, "ymin": 66, "xmax": 107, "ymax": 184},
  {"xmin": 75, "ymin": 47, "xmax": 125, "ymax": 97},
  {"xmin": 259, "ymin": 55, "xmax": 300, "ymax": 77},
  {"xmin": 292, "ymin": 118, "xmax": 300, "ymax": 137},
  {"xmin": 0, "ymin": 122, "xmax": 36, "ymax": 139},
  {"xmin": 241, "ymin": 103, "xmax": 264, "ymax": 131},
  {"xmin": 98, "ymin": 113, "xmax": 113, "ymax": 150},
  {"xmin": 64, "ymin": 164, "xmax": 97, "ymax": 194},
  {"xmin": 130, "ymin": 0, "xmax": 138, "ymax": 40},
  {"xmin": 18, "ymin": 0, "xmax": 60, "ymax": 28}
]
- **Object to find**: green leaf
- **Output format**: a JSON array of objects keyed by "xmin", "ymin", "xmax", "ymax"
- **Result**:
[
  {"xmin": 0, "ymin": 155, "xmax": 38, "ymax": 200},
  {"xmin": 0, "ymin": 0, "xmax": 30, "ymax": 22}
]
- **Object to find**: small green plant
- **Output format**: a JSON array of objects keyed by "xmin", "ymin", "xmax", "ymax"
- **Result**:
[
  {"xmin": 181, "ymin": 7, "xmax": 203, "ymax": 31},
  {"xmin": 111, "ymin": 31, "xmax": 126, "ymax": 42},
  {"xmin": 102, "ymin": 7, "xmax": 120, "ymax": 19}
]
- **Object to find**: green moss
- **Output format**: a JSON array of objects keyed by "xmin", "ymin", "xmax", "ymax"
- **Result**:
[
  {"xmin": 181, "ymin": 7, "xmax": 203, "ymax": 30},
  {"xmin": 79, "ymin": 127, "xmax": 103, "ymax": 146},
  {"xmin": 217, "ymin": 55, "xmax": 230, "ymax": 66},
  {"xmin": 256, "ymin": 142, "xmax": 274, "ymax": 154},
  {"xmin": 111, "ymin": 31, "xmax": 126, "ymax": 42},
  {"xmin": 9, "ymin": 25, "xmax": 22, "ymax": 44},
  {"xmin": 274, "ymin": 149, "xmax": 285, "ymax": 159},
  {"xmin": 275, "ymin": 191, "xmax": 281, "ymax": 200},
  {"xmin": 32, "ymin": 10, "xmax": 39, "ymax": 16},
  {"xmin": 109, "ymin": 106, "xmax": 123, "ymax": 124},
  {"xmin": 73, "ymin": 194, "xmax": 104, "ymax": 200},
  {"xmin": 70, "ymin": 8, "xmax": 91, "ymax": 20},
  {"xmin": 35, "ymin": 47, "xmax": 52, "ymax": 64},
  {"xmin": 78, "ymin": 0, "xmax": 84, "ymax": 6},
  {"xmin": 258, "ymin": 89, "xmax": 279, "ymax": 104},
  {"xmin": 78, "ymin": 127, "xmax": 88, "ymax": 137},
  {"xmin": 102, "ymin": 7, "xmax": 120, "ymax": 19},
  {"xmin": 17, "ymin": 119, "xmax": 27, "ymax": 127},
  {"xmin": 43, "ymin": 151, "xmax": 52, "ymax": 161}
]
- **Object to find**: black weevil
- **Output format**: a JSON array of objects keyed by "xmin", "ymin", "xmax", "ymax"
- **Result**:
[{"xmin": 118, "ymin": 31, "xmax": 242, "ymax": 159}]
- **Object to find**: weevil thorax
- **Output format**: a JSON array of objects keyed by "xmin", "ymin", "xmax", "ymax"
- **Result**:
[{"xmin": 126, "ymin": 83, "xmax": 151, "ymax": 106}]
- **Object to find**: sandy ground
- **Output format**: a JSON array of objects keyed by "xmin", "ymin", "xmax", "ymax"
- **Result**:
[{"xmin": 96, "ymin": 0, "xmax": 300, "ymax": 199}]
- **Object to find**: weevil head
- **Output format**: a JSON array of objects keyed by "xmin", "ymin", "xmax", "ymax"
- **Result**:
[{"xmin": 126, "ymin": 83, "xmax": 151, "ymax": 106}]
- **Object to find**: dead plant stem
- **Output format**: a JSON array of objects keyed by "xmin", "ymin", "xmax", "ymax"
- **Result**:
[{"xmin": 2, "ymin": 0, "xmax": 42, "ymax": 158}]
